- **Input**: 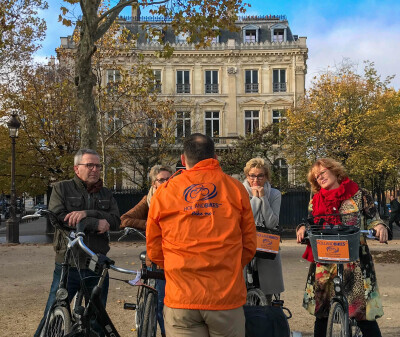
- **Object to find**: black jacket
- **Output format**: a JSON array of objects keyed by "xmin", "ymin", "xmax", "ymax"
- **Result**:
[
  {"xmin": 50, "ymin": 175, "xmax": 120, "ymax": 265},
  {"xmin": 390, "ymin": 199, "xmax": 400, "ymax": 220}
]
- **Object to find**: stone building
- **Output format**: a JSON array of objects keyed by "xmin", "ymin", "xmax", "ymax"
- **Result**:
[{"xmin": 58, "ymin": 9, "xmax": 308, "ymax": 187}]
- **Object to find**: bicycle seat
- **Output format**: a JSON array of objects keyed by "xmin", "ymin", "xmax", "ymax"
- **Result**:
[{"xmin": 140, "ymin": 251, "xmax": 147, "ymax": 262}]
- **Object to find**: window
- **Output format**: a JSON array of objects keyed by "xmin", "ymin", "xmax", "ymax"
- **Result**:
[
  {"xmin": 245, "ymin": 70, "xmax": 258, "ymax": 93},
  {"xmin": 176, "ymin": 70, "xmax": 190, "ymax": 94},
  {"xmin": 176, "ymin": 32, "xmax": 190, "ymax": 44},
  {"xmin": 205, "ymin": 70, "xmax": 218, "ymax": 94},
  {"xmin": 205, "ymin": 111, "xmax": 220, "ymax": 139},
  {"xmin": 245, "ymin": 110, "xmax": 259, "ymax": 134},
  {"xmin": 273, "ymin": 69, "xmax": 286, "ymax": 92},
  {"xmin": 147, "ymin": 118, "xmax": 162, "ymax": 141},
  {"xmin": 272, "ymin": 109, "xmax": 286, "ymax": 138},
  {"xmin": 245, "ymin": 29, "xmax": 257, "ymax": 43},
  {"xmin": 107, "ymin": 69, "xmax": 121, "ymax": 84},
  {"xmin": 152, "ymin": 70, "xmax": 161, "ymax": 93},
  {"xmin": 273, "ymin": 158, "xmax": 288, "ymax": 188},
  {"xmin": 271, "ymin": 24, "xmax": 287, "ymax": 43},
  {"xmin": 243, "ymin": 25, "xmax": 259, "ymax": 43},
  {"xmin": 273, "ymin": 29, "xmax": 284, "ymax": 42},
  {"xmin": 205, "ymin": 29, "xmax": 220, "ymax": 44},
  {"xmin": 147, "ymin": 26, "xmax": 163, "ymax": 44},
  {"xmin": 176, "ymin": 111, "xmax": 191, "ymax": 141}
]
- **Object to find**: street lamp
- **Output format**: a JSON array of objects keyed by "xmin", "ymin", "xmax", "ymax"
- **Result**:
[{"xmin": 6, "ymin": 114, "xmax": 21, "ymax": 243}]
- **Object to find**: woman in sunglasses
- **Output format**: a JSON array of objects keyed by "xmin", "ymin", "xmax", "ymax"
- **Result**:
[
  {"xmin": 243, "ymin": 157, "xmax": 284, "ymax": 304},
  {"xmin": 120, "ymin": 164, "xmax": 173, "ymax": 337}
]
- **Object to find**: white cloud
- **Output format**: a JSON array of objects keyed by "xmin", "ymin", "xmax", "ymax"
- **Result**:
[
  {"xmin": 33, "ymin": 55, "xmax": 52, "ymax": 65},
  {"xmin": 306, "ymin": 16, "xmax": 400, "ymax": 89}
]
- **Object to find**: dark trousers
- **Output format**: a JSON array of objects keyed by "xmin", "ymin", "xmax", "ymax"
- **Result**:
[
  {"xmin": 314, "ymin": 317, "xmax": 382, "ymax": 337},
  {"xmin": 388, "ymin": 216, "xmax": 400, "ymax": 234},
  {"xmin": 34, "ymin": 263, "xmax": 109, "ymax": 337}
]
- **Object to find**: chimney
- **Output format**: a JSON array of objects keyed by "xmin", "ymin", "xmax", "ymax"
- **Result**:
[{"xmin": 132, "ymin": 4, "xmax": 141, "ymax": 22}]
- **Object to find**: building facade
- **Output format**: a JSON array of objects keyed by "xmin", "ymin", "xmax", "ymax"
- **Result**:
[{"xmin": 58, "ymin": 10, "xmax": 308, "ymax": 187}]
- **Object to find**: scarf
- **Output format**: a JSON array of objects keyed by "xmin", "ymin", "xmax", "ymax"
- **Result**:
[
  {"xmin": 302, "ymin": 177, "xmax": 359, "ymax": 262},
  {"xmin": 86, "ymin": 179, "xmax": 103, "ymax": 194},
  {"xmin": 243, "ymin": 179, "xmax": 272, "ymax": 227}
]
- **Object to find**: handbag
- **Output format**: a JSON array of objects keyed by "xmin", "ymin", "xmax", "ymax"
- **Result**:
[
  {"xmin": 244, "ymin": 303, "xmax": 290, "ymax": 337},
  {"xmin": 255, "ymin": 225, "xmax": 281, "ymax": 260}
]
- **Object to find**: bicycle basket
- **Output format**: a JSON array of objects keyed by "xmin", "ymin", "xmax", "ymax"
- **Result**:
[
  {"xmin": 307, "ymin": 212, "xmax": 361, "ymax": 263},
  {"xmin": 255, "ymin": 227, "xmax": 281, "ymax": 260}
]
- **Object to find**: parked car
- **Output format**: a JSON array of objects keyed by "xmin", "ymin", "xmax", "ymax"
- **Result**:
[{"xmin": 34, "ymin": 203, "xmax": 47, "ymax": 211}]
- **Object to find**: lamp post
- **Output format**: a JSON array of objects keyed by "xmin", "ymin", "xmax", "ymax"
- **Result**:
[{"xmin": 6, "ymin": 114, "xmax": 21, "ymax": 243}]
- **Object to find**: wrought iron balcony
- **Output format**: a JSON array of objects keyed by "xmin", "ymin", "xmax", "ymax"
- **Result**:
[
  {"xmin": 176, "ymin": 83, "xmax": 190, "ymax": 94},
  {"xmin": 205, "ymin": 83, "xmax": 219, "ymax": 94},
  {"xmin": 273, "ymin": 82, "xmax": 287, "ymax": 92},
  {"xmin": 245, "ymin": 83, "xmax": 259, "ymax": 93}
]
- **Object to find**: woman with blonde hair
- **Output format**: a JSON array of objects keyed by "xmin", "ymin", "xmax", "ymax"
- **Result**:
[
  {"xmin": 296, "ymin": 158, "xmax": 388, "ymax": 337},
  {"xmin": 243, "ymin": 157, "xmax": 284, "ymax": 304},
  {"xmin": 120, "ymin": 164, "xmax": 173, "ymax": 337}
]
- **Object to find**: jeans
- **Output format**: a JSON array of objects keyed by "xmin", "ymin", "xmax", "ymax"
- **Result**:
[
  {"xmin": 34, "ymin": 262, "xmax": 109, "ymax": 337},
  {"xmin": 155, "ymin": 278, "xmax": 166, "ymax": 334}
]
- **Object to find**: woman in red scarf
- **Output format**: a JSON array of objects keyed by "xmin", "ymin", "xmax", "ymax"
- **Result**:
[{"xmin": 296, "ymin": 158, "xmax": 388, "ymax": 337}]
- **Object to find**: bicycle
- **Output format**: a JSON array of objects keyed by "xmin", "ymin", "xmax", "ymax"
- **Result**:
[
  {"xmin": 303, "ymin": 211, "xmax": 385, "ymax": 337},
  {"xmin": 38, "ymin": 210, "xmax": 164, "ymax": 337},
  {"xmin": 244, "ymin": 239, "xmax": 292, "ymax": 337},
  {"xmin": 118, "ymin": 227, "xmax": 163, "ymax": 337}
]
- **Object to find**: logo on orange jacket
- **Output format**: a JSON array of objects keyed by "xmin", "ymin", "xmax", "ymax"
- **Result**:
[{"xmin": 184, "ymin": 183, "xmax": 217, "ymax": 202}]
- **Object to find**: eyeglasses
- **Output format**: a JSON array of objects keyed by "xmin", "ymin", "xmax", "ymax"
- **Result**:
[
  {"xmin": 78, "ymin": 163, "xmax": 102, "ymax": 171},
  {"xmin": 155, "ymin": 178, "xmax": 168, "ymax": 183},
  {"xmin": 315, "ymin": 169, "xmax": 328, "ymax": 181},
  {"xmin": 248, "ymin": 174, "xmax": 265, "ymax": 180}
]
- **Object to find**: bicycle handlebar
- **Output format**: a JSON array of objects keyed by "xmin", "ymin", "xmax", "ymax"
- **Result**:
[
  {"xmin": 69, "ymin": 235, "xmax": 97, "ymax": 258},
  {"xmin": 118, "ymin": 227, "xmax": 146, "ymax": 241},
  {"xmin": 109, "ymin": 264, "xmax": 138, "ymax": 275}
]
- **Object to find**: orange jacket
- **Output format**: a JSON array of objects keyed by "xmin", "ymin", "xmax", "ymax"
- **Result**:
[{"xmin": 146, "ymin": 159, "xmax": 256, "ymax": 310}]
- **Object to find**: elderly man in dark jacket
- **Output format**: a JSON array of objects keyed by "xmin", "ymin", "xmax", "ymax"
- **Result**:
[{"xmin": 34, "ymin": 149, "xmax": 120, "ymax": 337}]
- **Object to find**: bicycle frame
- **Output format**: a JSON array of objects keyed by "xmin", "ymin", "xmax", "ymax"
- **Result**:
[{"xmin": 331, "ymin": 263, "xmax": 351, "ymax": 336}]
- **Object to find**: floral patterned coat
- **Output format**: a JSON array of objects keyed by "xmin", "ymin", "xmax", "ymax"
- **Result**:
[{"xmin": 302, "ymin": 189, "xmax": 384, "ymax": 321}]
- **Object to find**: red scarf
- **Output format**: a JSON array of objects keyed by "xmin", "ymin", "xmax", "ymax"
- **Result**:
[{"xmin": 302, "ymin": 177, "xmax": 359, "ymax": 262}]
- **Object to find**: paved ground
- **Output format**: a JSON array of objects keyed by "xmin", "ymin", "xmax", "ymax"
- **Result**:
[{"xmin": 1, "ymin": 218, "xmax": 399, "ymax": 336}]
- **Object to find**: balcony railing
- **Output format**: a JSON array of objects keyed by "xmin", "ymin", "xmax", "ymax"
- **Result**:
[
  {"xmin": 205, "ymin": 83, "xmax": 219, "ymax": 94},
  {"xmin": 176, "ymin": 83, "xmax": 190, "ymax": 94},
  {"xmin": 273, "ymin": 83, "xmax": 287, "ymax": 92},
  {"xmin": 175, "ymin": 136, "xmax": 238, "ymax": 145},
  {"xmin": 245, "ymin": 83, "xmax": 259, "ymax": 93},
  {"xmin": 150, "ymin": 83, "xmax": 162, "ymax": 93}
]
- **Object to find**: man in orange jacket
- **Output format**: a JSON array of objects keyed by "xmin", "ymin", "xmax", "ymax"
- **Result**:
[{"xmin": 146, "ymin": 133, "xmax": 257, "ymax": 337}]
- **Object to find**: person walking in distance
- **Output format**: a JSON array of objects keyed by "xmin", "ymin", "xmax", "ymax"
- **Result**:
[
  {"xmin": 388, "ymin": 195, "xmax": 400, "ymax": 236},
  {"xmin": 34, "ymin": 149, "xmax": 120, "ymax": 337},
  {"xmin": 146, "ymin": 133, "xmax": 257, "ymax": 337}
]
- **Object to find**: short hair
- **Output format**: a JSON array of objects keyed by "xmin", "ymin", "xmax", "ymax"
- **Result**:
[
  {"xmin": 244, "ymin": 158, "xmax": 271, "ymax": 182},
  {"xmin": 183, "ymin": 133, "xmax": 215, "ymax": 167},
  {"xmin": 149, "ymin": 164, "xmax": 173, "ymax": 183},
  {"xmin": 74, "ymin": 149, "xmax": 100, "ymax": 165},
  {"xmin": 307, "ymin": 158, "xmax": 348, "ymax": 193}
]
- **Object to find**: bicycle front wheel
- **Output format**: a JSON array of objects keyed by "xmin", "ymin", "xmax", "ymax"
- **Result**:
[
  {"xmin": 246, "ymin": 288, "xmax": 268, "ymax": 306},
  {"xmin": 351, "ymin": 320, "xmax": 363, "ymax": 337},
  {"xmin": 43, "ymin": 306, "xmax": 72, "ymax": 337},
  {"xmin": 140, "ymin": 292, "xmax": 157, "ymax": 337},
  {"xmin": 327, "ymin": 302, "xmax": 348, "ymax": 337}
]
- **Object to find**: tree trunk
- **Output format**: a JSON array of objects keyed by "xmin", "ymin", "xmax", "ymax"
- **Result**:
[{"xmin": 76, "ymin": 39, "xmax": 97, "ymax": 149}]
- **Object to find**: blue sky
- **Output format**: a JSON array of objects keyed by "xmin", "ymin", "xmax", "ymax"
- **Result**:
[{"xmin": 36, "ymin": 0, "xmax": 400, "ymax": 89}]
